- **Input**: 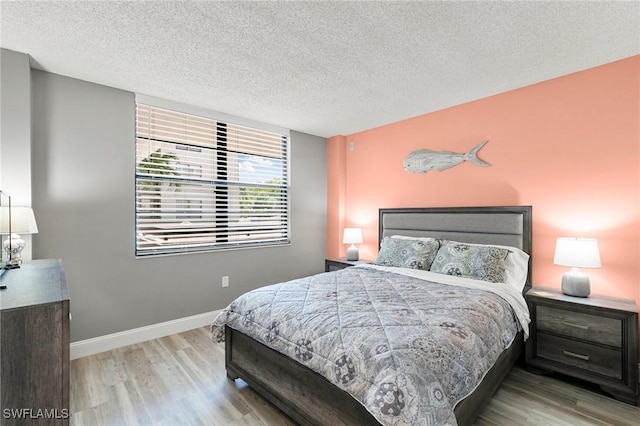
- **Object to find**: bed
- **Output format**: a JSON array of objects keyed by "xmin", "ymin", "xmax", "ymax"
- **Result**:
[{"xmin": 211, "ymin": 206, "xmax": 533, "ymax": 425}]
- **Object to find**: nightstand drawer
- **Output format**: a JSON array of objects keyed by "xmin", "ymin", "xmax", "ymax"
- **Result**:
[
  {"xmin": 537, "ymin": 305, "xmax": 621, "ymax": 347},
  {"xmin": 537, "ymin": 333, "xmax": 622, "ymax": 380},
  {"xmin": 326, "ymin": 263, "xmax": 344, "ymax": 272},
  {"xmin": 526, "ymin": 288, "xmax": 638, "ymax": 405}
]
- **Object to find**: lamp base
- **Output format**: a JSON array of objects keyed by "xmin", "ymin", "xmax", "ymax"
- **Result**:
[
  {"xmin": 561, "ymin": 267, "xmax": 590, "ymax": 297},
  {"xmin": 3, "ymin": 233, "xmax": 25, "ymax": 266},
  {"xmin": 346, "ymin": 244, "xmax": 359, "ymax": 261}
]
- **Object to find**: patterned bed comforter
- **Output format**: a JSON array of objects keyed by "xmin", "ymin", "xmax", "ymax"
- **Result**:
[{"xmin": 211, "ymin": 265, "xmax": 530, "ymax": 426}]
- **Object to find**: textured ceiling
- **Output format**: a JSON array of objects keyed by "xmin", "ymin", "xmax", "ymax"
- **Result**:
[{"xmin": 1, "ymin": 1, "xmax": 639, "ymax": 137}]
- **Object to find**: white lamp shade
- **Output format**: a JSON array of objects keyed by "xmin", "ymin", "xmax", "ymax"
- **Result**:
[
  {"xmin": 342, "ymin": 228, "xmax": 363, "ymax": 244},
  {"xmin": 0, "ymin": 206, "xmax": 39, "ymax": 235},
  {"xmin": 553, "ymin": 237, "xmax": 601, "ymax": 269}
]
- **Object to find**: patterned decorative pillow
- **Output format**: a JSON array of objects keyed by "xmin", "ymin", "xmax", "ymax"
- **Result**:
[
  {"xmin": 430, "ymin": 240, "xmax": 509, "ymax": 283},
  {"xmin": 374, "ymin": 236, "xmax": 440, "ymax": 270}
]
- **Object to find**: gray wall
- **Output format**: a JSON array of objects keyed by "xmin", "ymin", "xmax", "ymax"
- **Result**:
[{"xmin": 31, "ymin": 70, "xmax": 327, "ymax": 342}]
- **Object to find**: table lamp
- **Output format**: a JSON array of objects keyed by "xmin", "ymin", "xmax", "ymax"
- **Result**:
[
  {"xmin": 0, "ymin": 206, "xmax": 39, "ymax": 266},
  {"xmin": 553, "ymin": 237, "xmax": 601, "ymax": 297},
  {"xmin": 343, "ymin": 228, "xmax": 363, "ymax": 261}
]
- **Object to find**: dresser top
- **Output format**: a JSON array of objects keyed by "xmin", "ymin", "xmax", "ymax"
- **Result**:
[
  {"xmin": 0, "ymin": 259, "xmax": 68, "ymax": 311},
  {"xmin": 527, "ymin": 286, "xmax": 637, "ymax": 313}
]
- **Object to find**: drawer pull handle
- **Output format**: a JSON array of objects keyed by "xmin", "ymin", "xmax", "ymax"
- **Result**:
[
  {"xmin": 562, "ymin": 321, "xmax": 589, "ymax": 330},
  {"xmin": 563, "ymin": 350, "xmax": 590, "ymax": 361}
]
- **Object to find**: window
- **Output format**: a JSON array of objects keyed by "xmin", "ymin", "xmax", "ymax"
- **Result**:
[{"xmin": 135, "ymin": 101, "xmax": 290, "ymax": 256}]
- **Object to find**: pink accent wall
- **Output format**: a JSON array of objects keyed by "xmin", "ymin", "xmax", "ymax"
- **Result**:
[{"xmin": 327, "ymin": 56, "xmax": 640, "ymax": 307}]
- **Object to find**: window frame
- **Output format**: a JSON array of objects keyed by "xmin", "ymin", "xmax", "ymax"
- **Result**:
[{"xmin": 135, "ymin": 95, "xmax": 291, "ymax": 257}]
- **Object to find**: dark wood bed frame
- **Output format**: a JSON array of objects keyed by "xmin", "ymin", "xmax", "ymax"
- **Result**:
[{"xmin": 225, "ymin": 206, "xmax": 533, "ymax": 425}]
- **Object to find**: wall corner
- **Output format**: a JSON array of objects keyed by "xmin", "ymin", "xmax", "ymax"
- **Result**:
[{"xmin": 326, "ymin": 135, "xmax": 347, "ymax": 258}]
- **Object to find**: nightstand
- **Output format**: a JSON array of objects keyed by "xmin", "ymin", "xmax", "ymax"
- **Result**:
[
  {"xmin": 325, "ymin": 258, "xmax": 371, "ymax": 272},
  {"xmin": 525, "ymin": 287, "xmax": 638, "ymax": 405}
]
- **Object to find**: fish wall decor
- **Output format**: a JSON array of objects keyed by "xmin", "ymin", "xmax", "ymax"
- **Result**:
[{"xmin": 403, "ymin": 140, "xmax": 490, "ymax": 173}]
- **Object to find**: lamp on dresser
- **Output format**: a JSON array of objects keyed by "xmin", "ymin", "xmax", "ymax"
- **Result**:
[
  {"xmin": 0, "ymin": 205, "xmax": 39, "ymax": 266},
  {"xmin": 343, "ymin": 227, "xmax": 363, "ymax": 261},
  {"xmin": 553, "ymin": 237, "xmax": 601, "ymax": 297}
]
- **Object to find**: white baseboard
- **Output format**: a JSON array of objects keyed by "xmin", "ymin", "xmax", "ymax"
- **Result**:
[{"xmin": 70, "ymin": 309, "xmax": 221, "ymax": 360}]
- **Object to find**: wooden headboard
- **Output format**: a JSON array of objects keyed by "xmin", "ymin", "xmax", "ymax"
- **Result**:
[{"xmin": 378, "ymin": 206, "xmax": 533, "ymax": 288}]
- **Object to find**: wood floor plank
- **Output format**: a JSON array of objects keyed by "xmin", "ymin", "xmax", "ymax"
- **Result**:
[{"xmin": 70, "ymin": 327, "xmax": 640, "ymax": 425}]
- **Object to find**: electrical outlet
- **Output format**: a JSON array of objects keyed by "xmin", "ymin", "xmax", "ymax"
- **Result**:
[{"xmin": 221, "ymin": 276, "xmax": 229, "ymax": 288}]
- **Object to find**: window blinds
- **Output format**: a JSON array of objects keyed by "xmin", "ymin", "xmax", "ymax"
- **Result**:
[{"xmin": 135, "ymin": 103, "xmax": 290, "ymax": 256}]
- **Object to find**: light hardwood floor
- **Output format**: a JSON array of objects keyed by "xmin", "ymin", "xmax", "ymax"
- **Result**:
[{"xmin": 70, "ymin": 326, "xmax": 640, "ymax": 425}]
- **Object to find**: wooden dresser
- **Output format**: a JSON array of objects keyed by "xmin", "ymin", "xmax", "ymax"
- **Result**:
[
  {"xmin": 0, "ymin": 259, "xmax": 70, "ymax": 425},
  {"xmin": 525, "ymin": 287, "xmax": 638, "ymax": 405}
]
